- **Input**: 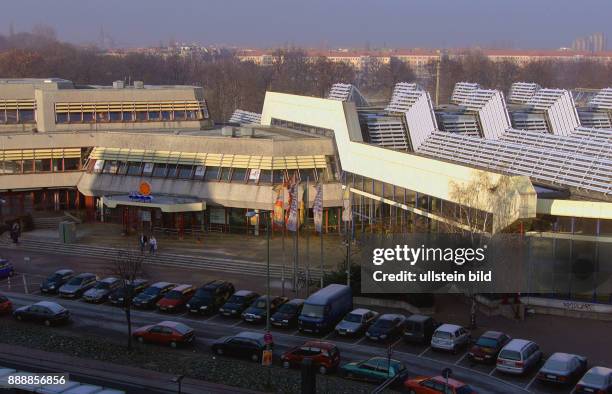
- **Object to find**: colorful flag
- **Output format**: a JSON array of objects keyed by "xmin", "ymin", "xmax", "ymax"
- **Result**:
[
  {"xmin": 273, "ymin": 185, "xmax": 284, "ymax": 228},
  {"xmin": 313, "ymin": 183, "xmax": 323, "ymax": 233},
  {"xmin": 287, "ymin": 178, "xmax": 299, "ymax": 232}
]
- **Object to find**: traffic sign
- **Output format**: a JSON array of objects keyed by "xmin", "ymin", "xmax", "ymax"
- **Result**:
[{"xmin": 262, "ymin": 350, "xmax": 273, "ymax": 367}]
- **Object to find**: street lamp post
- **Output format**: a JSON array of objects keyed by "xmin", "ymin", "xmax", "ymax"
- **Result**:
[{"xmin": 246, "ymin": 209, "xmax": 272, "ymax": 389}]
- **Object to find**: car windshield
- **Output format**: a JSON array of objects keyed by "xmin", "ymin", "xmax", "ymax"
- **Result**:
[
  {"xmin": 165, "ymin": 290, "xmax": 183, "ymax": 299},
  {"xmin": 499, "ymin": 350, "xmax": 521, "ymax": 361},
  {"xmin": 476, "ymin": 337, "xmax": 499, "ymax": 348},
  {"xmin": 227, "ymin": 295, "xmax": 244, "ymax": 304},
  {"xmin": 95, "ymin": 281, "xmax": 111, "ymax": 289},
  {"xmin": 67, "ymin": 277, "xmax": 84, "ymax": 285},
  {"xmin": 142, "ymin": 287, "xmax": 161, "ymax": 296},
  {"xmin": 277, "ymin": 303, "xmax": 298, "ymax": 314},
  {"xmin": 301, "ymin": 304, "xmax": 325, "ymax": 318},
  {"xmin": 456, "ymin": 385, "xmax": 474, "ymax": 394},
  {"xmin": 171, "ymin": 323, "xmax": 192, "ymax": 335},
  {"xmin": 113, "ymin": 287, "xmax": 126, "ymax": 296},
  {"xmin": 0, "ymin": 296, "xmax": 7, "ymax": 302},
  {"xmin": 405, "ymin": 321, "xmax": 421, "ymax": 331},
  {"xmin": 544, "ymin": 358, "xmax": 570, "ymax": 371},
  {"xmin": 344, "ymin": 313, "xmax": 362, "ymax": 323},
  {"xmin": 582, "ymin": 371, "xmax": 607, "ymax": 386},
  {"xmin": 373, "ymin": 319, "xmax": 394, "ymax": 329},
  {"xmin": 194, "ymin": 289, "xmax": 213, "ymax": 300},
  {"xmin": 433, "ymin": 331, "xmax": 451, "ymax": 339},
  {"xmin": 47, "ymin": 273, "xmax": 63, "ymax": 282},
  {"xmin": 254, "ymin": 299, "xmax": 268, "ymax": 309}
]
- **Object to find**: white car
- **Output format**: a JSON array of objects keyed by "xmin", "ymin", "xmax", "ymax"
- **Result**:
[{"xmin": 430, "ymin": 323, "xmax": 470, "ymax": 353}]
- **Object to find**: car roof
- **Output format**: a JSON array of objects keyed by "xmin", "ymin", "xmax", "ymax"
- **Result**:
[
  {"xmin": 586, "ymin": 366, "xmax": 612, "ymax": 376},
  {"xmin": 150, "ymin": 281, "xmax": 174, "ymax": 288},
  {"xmin": 378, "ymin": 313, "xmax": 404, "ymax": 320},
  {"xmin": 287, "ymin": 298, "xmax": 305, "ymax": 305},
  {"xmin": 171, "ymin": 284, "xmax": 193, "ymax": 291},
  {"xmin": 305, "ymin": 284, "xmax": 350, "ymax": 305},
  {"xmin": 130, "ymin": 278, "xmax": 148, "ymax": 284},
  {"xmin": 431, "ymin": 376, "xmax": 467, "ymax": 387},
  {"xmin": 100, "ymin": 277, "xmax": 119, "ymax": 283},
  {"xmin": 235, "ymin": 331, "xmax": 264, "ymax": 341},
  {"xmin": 304, "ymin": 341, "xmax": 336, "ymax": 349},
  {"xmin": 548, "ymin": 352, "xmax": 580, "ymax": 361},
  {"xmin": 75, "ymin": 273, "xmax": 95, "ymax": 278},
  {"xmin": 481, "ymin": 330, "xmax": 505, "ymax": 339},
  {"xmin": 367, "ymin": 356, "xmax": 402, "ymax": 365},
  {"xmin": 350, "ymin": 308, "xmax": 373, "ymax": 315},
  {"xmin": 34, "ymin": 301, "xmax": 64, "ymax": 311},
  {"xmin": 202, "ymin": 280, "xmax": 230, "ymax": 289},
  {"xmin": 55, "ymin": 269, "xmax": 74, "ymax": 275},
  {"xmin": 436, "ymin": 323, "xmax": 463, "ymax": 332},
  {"xmin": 503, "ymin": 339, "xmax": 534, "ymax": 351},
  {"xmin": 158, "ymin": 320, "xmax": 192, "ymax": 329},
  {"xmin": 234, "ymin": 290, "xmax": 256, "ymax": 296},
  {"xmin": 407, "ymin": 314, "xmax": 432, "ymax": 323}
]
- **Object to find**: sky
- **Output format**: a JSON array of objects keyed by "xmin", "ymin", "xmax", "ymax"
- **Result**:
[{"xmin": 1, "ymin": 0, "xmax": 611, "ymax": 49}]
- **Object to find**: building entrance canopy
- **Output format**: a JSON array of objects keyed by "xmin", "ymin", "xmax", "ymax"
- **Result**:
[{"xmin": 101, "ymin": 194, "xmax": 205, "ymax": 212}]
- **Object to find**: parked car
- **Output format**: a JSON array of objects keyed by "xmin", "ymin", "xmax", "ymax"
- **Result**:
[
  {"xmin": 58, "ymin": 273, "xmax": 97, "ymax": 298},
  {"xmin": 468, "ymin": 331, "xmax": 511, "ymax": 364},
  {"xmin": 186, "ymin": 280, "xmax": 234, "ymax": 315},
  {"xmin": 40, "ymin": 269, "xmax": 74, "ymax": 294},
  {"xmin": 404, "ymin": 314, "xmax": 439, "ymax": 344},
  {"xmin": 0, "ymin": 259, "xmax": 15, "ymax": 279},
  {"xmin": 281, "ymin": 341, "xmax": 340, "ymax": 375},
  {"xmin": 537, "ymin": 352, "xmax": 588, "ymax": 385},
  {"xmin": 219, "ymin": 290, "xmax": 260, "ymax": 317},
  {"xmin": 365, "ymin": 314, "xmax": 406, "ymax": 342},
  {"xmin": 108, "ymin": 279, "xmax": 149, "ymax": 306},
  {"xmin": 132, "ymin": 282, "xmax": 175, "ymax": 309},
  {"xmin": 241, "ymin": 295, "xmax": 288, "ymax": 323},
  {"xmin": 341, "ymin": 357, "xmax": 409, "ymax": 385},
  {"xmin": 156, "ymin": 284, "xmax": 195, "ymax": 312},
  {"xmin": 575, "ymin": 366, "xmax": 612, "ymax": 393},
  {"xmin": 132, "ymin": 321, "xmax": 195, "ymax": 348},
  {"xmin": 496, "ymin": 339, "xmax": 543, "ymax": 375},
  {"xmin": 82, "ymin": 277, "xmax": 121, "ymax": 303},
  {"xmin": 335, "ymin": 308, "xmax": 378, "ymax": 337},
  {"xmin": 211, "ymin": 331, "xmax": 270, "ymax": 362},
  {"xmin": 298, "ymin": 284, "xmax": 352, "ymax": 334},
  {"xmin": 404, "ymin": 375, "xmax": 477, "ymax": 394},
  {"xmin": 271, "ymin": 298, "xmax": 304, "ymax": 328},
  {"xmin": 13, "ymin": 301, "xmax": 69, "ymax": 326},
  {"xmin": 431, "ymin": 324, "xmax": 471, "ymax": 353},
  {"xmin": 0, "ymin": 293, "xmax": 12, "ymax": 315}
]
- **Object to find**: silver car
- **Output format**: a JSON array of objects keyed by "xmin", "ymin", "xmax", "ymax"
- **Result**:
[
  {"xmin": 83, "ymin": 277, "xmax": 121, "ymax": 303},
  {"xmin": 430, "ymin": 323, "xmax": 470, "ymax": 353},
  {"xmin": 335, "ymin": 308, "xmax": 378, "ymax": 336},
  {"xmin": 537, "ymin": 352, "xmax": 587, "ymax": 385},
  {"xmin": 496, "ymin": 339, "xmax": 543, "ymax": 375}
]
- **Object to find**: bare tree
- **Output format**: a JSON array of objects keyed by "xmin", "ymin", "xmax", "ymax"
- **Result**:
[{"xmin": 112, "ymin": 249, "xmax": 144, "ymax": 350}]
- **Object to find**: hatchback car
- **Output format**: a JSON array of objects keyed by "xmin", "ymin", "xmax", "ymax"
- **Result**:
[
  {"xmin": 132, "ymin": 281, "xmax": 175, "ymax": 308},
  {"xmin": 404, "ymin": 314, "xmax": 439, "ymax": 344},
  {"xmin": 82, "ymin": 277, "xmax": 121, "ymax": 303},
  {"xmin": 40, "ymin": 269, "xmax": 74, "ymax": 294},
  {"xmin": 468, "ymin": 331, "xmax": 511, "ymax": 364},
  {"xmin": 108, "ymin": 279, "xmax": 149, "ymax": 306},
  {"xmin": 365, "ymin": 314, "xmax": 407, "ymax": 342},
  {"xmin": 59, "ymin": 273, "xmax": 97, "ymax": 298},
  {"xmin": 271, "ymin": 298, "xmax": 304, "ymax": 328},
  {"xmin": 281, "ymin": 341, "xmax": 340, "ymax": 375},
  {"xmin": 219, "ymin": 290, "xmax": 260, "ymax": 317},
  {"xmin": 133, "ymin": 321, "xmax": 195, "ymax": 348},
  {"xmin": 0, "ymin": 293, "xmax": 12, "ymax": 315},
  {"xmin": 241, "ymin": 295, "xmax": 288, "ymax": 323},
  {"xmin": 157, "ymin": 284, "xmax": 195, "ymax": 312},
  {"xmin": 537, "ymin": 352, "xmax": 588, "ymax": 385},
  {"xmin": 496, "ymin": 339, "xmax": 543, "ymax": 375},
  {"xmin": 13, "ymin": 301, "xmax": 70, "ymax": 326},
  {"xmin": 0, "ymin": 259, "xmax": 15, "ymax": 279},
  {"xmin": 335, "ymin": 308, "xmax": 378, "ymax": 337},
  {"xmin": 211, "ymin": 331, "xmax": 270, "ymax": 362},
  {"xmin": 575, "ymin": 366, "xmax": 612, "ymax": 393},
  {"xmin": 186, "ymin": 280, "xmax": 235, "ymax": 315},
  {"xmin": 341, "ymin": 357, "xmax": 409, "ymax": 385},
  {"xmin": 404, "ymin": 375, "xmax": 477, "ymax": 394},
  {"xmin": 431, "ymin": 324, "xmax": 471, "ymax": 353}
]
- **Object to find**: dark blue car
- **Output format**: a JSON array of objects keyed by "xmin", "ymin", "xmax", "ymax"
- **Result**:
[
  {"xmin": 298, "ymin": 284, "xmax": 352, "ymax": 334},
  {"xmin": 0, "ymin": 259, "xmax": 15, "ymax": 280}
]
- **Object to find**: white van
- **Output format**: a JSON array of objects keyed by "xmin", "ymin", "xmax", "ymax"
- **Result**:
[{"xmin": 496, "ymin": 338, "xmax": 543, "ymax": 374}]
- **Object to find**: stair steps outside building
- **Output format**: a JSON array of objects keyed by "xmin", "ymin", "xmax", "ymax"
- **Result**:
[
  {"xmin": 32, "ymin": 215, "xmax": 74, "ymax": 230},
  {"xmin": 0, "ymin": 236, "xmax": 324, "ymax": 280}
]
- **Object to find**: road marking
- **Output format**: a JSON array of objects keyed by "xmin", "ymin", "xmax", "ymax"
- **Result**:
[
  {"xmin": 525, "ymin": 373, "xmax": 539, "ymax": 391},
  {"xmin": 321, "ymin": 331, "xmax": 333, "ymax": 340},
  {"xmin": 418, "ymin": 346, "xmax": 431, "ymax": 357},
  {"xmin": 205, "ymin": 314, "xmax": 219, "ymax": 322},
  {"xmin": 354, "ymin": 336, "xmax": 367, "ymax": 345},
  {"xmin": 455, "ymin": 352, "xmax": 469, "ymax": 365},
  {"xmin": 390, "ymin": 338, "xmax": 402, "ymax": 349},
  {"xmin": 488, "ymin": 367, "xmax": 497, "ymax": 376},
  {"xmin": 290, "ymin": 330, "xmax": 299, "ymax": 336},
  {"xmin": 231, "ymin": 320, "xmax": 243, "ymax": 327}
]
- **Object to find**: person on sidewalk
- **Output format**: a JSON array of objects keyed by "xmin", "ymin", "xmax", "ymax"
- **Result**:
[
  {"xmin": 10, "ymin": 222, "xmax": 20, "ymax": 244},
  {"xmin": 149, "ymin": 235, "xmax": 157, "ymax": 255},
  {"xmin": 139, "ymin": 233, "xmax": 148, "ymax": 254}
]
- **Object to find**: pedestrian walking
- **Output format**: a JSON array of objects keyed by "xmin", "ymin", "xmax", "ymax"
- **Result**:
[
  {"xmin": 149, "ymin": 235, "xmax": 157, "ymax": 255},
  {"xmin": 10, "ymin": 222, "xmax": 20, "ymax": 244},
  {"xmin": 139, "ymin": 233, "xmax": 148, "ymax": 254}
]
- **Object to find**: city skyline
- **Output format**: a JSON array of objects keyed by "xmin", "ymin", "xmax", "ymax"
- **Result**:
[{"xmin": 1, "ymin": 0, "xmax": 611, "ymax": 50}]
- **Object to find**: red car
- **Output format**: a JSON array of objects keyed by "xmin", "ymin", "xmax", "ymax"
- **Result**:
[
  {"xmin": 156, "ymin": 284, "xmax": 195, "ymax": 312},
  {"xmin": 468, "ymin": 331, "xmax": 511, "ymax": 364},
  {"xmin": 404, "ymin": 375, "xmax": 477, "ymax": 394},
  {"xmin": 0, "ymin": 294, "xmax": 12, "ymax": 315},
  {"xmin": 281, "ymin": 341, "xmax": 340, "ymax": 375},
  {"xmin": 133, "ymin": 321, "xmax": 195, "ymax": 348}
]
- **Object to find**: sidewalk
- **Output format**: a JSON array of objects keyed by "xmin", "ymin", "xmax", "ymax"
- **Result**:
[{"xmin": 0, "ymin": 343, "xmax": 260, "ymax": 394}]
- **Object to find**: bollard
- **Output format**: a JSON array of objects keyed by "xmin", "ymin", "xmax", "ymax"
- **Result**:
[{"xmin": 300, "ymin": 358, "xmax": 316, "ymax": 394}]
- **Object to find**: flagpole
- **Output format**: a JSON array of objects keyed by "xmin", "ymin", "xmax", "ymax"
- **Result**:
[
  {"xmin": 305, "ymin": 177, "xmax": 310, "ymax": 296},
  {"xmin": 281, "ymin": 185, "xmax": 286, "ymax": 297}
]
